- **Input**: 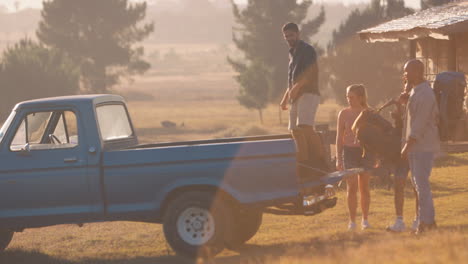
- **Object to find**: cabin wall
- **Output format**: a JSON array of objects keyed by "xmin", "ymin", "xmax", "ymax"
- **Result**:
[
  {"xmin": 416, "ymin": 38, "xmax": 450, "ymax": 82},
  {"xmin": 455, "ymin": 33, "xmax": 468, "ymax": 75}
]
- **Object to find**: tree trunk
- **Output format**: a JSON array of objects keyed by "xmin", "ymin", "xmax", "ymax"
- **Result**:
[
  {"xmin": 92, "ymin": 63, "xmax": 107, "ymax": 93},
  {"xmin": 83, "ymin": 62, "xmax": 107, "ymax": 93},
  {"xmin": 258, "ymin": 109, "xmax": 264, "ymax": 124}
]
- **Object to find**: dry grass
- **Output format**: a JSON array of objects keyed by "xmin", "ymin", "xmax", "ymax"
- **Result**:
[
  {"xmin": 125, "ymin": 99, "xmax": 340, "ymax": 143},
  {"xmin": 2, "ymin": 153, "xmax": 468, "ymax": 264}
]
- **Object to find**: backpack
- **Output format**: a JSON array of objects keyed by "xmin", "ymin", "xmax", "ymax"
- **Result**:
[
  {"xmin": 352, "ymin": 109, "xmax": 401, "ymax": 165},
  {"xmin": 432, "ymin": 72, "xmax": 467, "ymax": 141}
]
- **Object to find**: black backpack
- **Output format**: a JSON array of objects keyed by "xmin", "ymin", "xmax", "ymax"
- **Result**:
[
  {"xmin": 433, "ymin": 72, "xmax": 466, "ymax": 141},
  {"xmin": 352, "ymin": 109, "xmax": 401, "ymax": 165}
]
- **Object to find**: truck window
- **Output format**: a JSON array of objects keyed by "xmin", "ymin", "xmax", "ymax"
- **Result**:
[
  {"xmin": 96, "ymin": 104, "xmax": 133, "ymax": 141},
  {"xmin": 0, "ymin": 110, "xmax": 16, "ymax": 144},
  {"xmin": 10, "ymin": 110, "xmax": 79, "ymax": 151},
  {"xmin": 54, "ymin": 111, "xmax": 79, "ymax": 144}
]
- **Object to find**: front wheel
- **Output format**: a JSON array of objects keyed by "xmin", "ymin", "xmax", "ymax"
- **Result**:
[
  {"xmin": 163, "ymin": 191, "xmax": 232, "ymax": 258},
  {"xmin": 0, "ymin": 230, "xmax": 13, "ymax": 252}
]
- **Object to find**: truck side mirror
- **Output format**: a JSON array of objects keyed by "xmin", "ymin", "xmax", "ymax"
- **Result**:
[{"xmin": 19, "ymin": 143, "xmax": 31, "ymax": 156}]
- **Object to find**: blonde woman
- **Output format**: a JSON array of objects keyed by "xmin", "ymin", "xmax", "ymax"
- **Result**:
[{"xmin": 336, "ymin": 84, "xmax": 374, "ymax": 231}]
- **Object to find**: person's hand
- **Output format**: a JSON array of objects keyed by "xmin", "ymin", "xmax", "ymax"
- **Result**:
[
  {"xmin": 401, "ymin": 145, "xmax": 409, "ymax": 161},
  {"xmin": 373, "ymin": 159, "xmax": 381, "ymax": 169},
  {"xmin": 401, "ymin": 138, "xmax": 415, "ymax": 161},
  {"xmin": 336, "ymin": 159, "xmax": 344, "ymax": 171},
  {"xmin": 404, "ymin": 80, "xmax": 412, "ymax": 93},
  {"xmin": 280, "ymin": 91, "xmax": 289, "ymax": 110},
  {"xmin": 398, "ymin": 92, "xmax": 409, "ymax": 105}
]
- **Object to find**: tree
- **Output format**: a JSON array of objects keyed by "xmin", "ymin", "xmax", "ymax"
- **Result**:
[
  {"xmin": 421, "ymin": 0, "xmax": 453, "ymax": 9},
  {"xmin": 37, "ymin": 0, "xmax": 154, "ymax": 93},
  {"xmin": 324, "ymin": 0, "xmax": 413, "ymax": 107},
  {"xmin": 228, "ymin": 0, "xmax": 324, "ymax": 122},
  {"xmin": 232, "ymin": 60, "xmax": 270, "ymax": 124},
  {"xmin": 0, "ymin": 39, "xmax": 80, "ymax": 118}
]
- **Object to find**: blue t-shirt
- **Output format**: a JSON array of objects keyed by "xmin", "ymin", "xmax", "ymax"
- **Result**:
[{"xmin": 288, "ymin": 40, "xmax": 319, "ymax": 95}]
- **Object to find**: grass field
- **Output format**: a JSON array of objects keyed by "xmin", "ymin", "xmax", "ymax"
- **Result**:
[
  {"xmin": 116, "ymin": 67, "xmax": 340, "ymax": 144},
  {"xmin": 2, "ymin": 153, "xmax": 467, "ymax": 264}
]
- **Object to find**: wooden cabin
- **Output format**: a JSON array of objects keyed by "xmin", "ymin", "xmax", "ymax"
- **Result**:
[{"xmin": 359, "ymin": 1, "xmax": 468, "ymax": 141}]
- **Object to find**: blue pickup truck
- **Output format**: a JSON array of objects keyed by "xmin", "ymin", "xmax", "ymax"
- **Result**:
[{"xmin": 0, "ymin": 94, "xmax": 360, "ymax": 257}]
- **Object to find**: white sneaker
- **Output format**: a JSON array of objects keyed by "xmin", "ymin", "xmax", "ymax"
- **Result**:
[
  {"xmin": 361, "ymin": 219, "xmax": 371, "ymax": 230},
  {"xmin": 411, "ymin": 218, "xmax": 419, "ymax": 231},
  {"xmin": 348, "ymin": 221, "xmax": 356, "ymax": 231},
  {"xmin": 386, "ymin": 218, "xmax": 406, "ymax": 232}
]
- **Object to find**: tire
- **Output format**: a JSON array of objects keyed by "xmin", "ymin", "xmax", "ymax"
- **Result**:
[
  {"xmin": 225, "ymin": 208, "xmax": 262, "ymax": 250},
  {"xmin": 0, "ymin": 230, "xmax": 13, "ymax": 252},
  {"xmin": 162, "ymin": 191, "xmax": 232, "ymax": 258}
]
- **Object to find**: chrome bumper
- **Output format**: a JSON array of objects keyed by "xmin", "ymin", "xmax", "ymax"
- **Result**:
[{"xmin": 302, "ymin": 184, "xmax": 337, "ymax": 216}]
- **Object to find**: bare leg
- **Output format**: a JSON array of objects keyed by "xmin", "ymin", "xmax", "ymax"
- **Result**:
[
  {"xmin": 347, "ymin": 175, "xmax": 358, "ymax": 223},
  {"xmin": 358, "ymin": 172, "xmax": 371, "ymax": 220},
  {"xmin": 291, "ymin": 128, "xmax": 309, "ymax": 163},
  {"xmin": 300, "ymin": 125, "xmax": 329, "ymax": 171},
  {"xmin": 413, "ymin": 185, "xmax": 419, "ymax": 219},
  {"xmin": 394, "ymin": 178, "xmax": 406, "ymax": 217}
]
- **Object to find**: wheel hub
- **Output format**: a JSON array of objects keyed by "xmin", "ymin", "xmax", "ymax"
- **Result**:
[
  {"xmin": 192, "ymin": 219, "xmax": 203, "ymax": 231},
  {"xmin": 177, "ymin": 207, "xmax": 215, "ymax": 245}
]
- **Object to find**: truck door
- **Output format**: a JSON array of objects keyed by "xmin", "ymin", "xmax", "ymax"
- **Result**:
[{"xmin": 0, "ymin": 109, "xmax": 93, "ymax": 227}]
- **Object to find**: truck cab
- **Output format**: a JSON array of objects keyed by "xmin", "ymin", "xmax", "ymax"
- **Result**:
[{"xmin": 0, "ymin": 95, "xmax": 136, "ymax": 228}]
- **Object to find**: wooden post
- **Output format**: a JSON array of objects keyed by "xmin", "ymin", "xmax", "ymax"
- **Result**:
[
  {"xmin": 409, "ymin": 39, "xmax": 417, "ymax": 59},
  {"xmin": 448, "ymin": 35, "xmax": 457, "ymax": 71}
]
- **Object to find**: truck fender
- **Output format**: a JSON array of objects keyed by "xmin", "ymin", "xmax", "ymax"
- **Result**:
[{"xmin": 156, "ymin": 178, "xmax": 241, "ymax": 218}]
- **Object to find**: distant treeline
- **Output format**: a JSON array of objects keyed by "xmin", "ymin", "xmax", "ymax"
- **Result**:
[{"xmin": 0, "ymin": 1, "xmax": 361, "ymax": 49}]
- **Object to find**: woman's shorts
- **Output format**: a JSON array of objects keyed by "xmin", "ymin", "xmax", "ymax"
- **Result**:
[{"xmin": 343, "ymin": 146, "xmax": 375, "ymax": 170}]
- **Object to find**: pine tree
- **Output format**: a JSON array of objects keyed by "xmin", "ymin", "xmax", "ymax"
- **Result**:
[
  {"xmin": 324, "ymin": 0, "xmax": 413, "ymax": 106},
  {"xmin": 228, "ymin": 0, "xmax": 324, "ymax": 123},
  {"xmin": 0, "ymin": 39, "xmax": 80, "ymax": 118},
  {"xmin": 37, "ymin": 0, "xmax": 154, "ymax": 93}
]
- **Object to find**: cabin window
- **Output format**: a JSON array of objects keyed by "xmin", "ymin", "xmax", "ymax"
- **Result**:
[{"xmin": 96, "ymin": 104, "xmax": 133, "ymax": 141}]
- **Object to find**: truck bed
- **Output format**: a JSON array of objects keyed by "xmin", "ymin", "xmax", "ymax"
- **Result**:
[
  {"xmin": 131, "ymin": 134, "xmax": 293, "ymax": 149},
  {"xmin": 101, "ymin": 136, "xmax": 299, "ymax": 219}
]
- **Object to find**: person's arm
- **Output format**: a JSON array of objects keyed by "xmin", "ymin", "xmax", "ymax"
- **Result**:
[
  {"xmin": 336, "ymin": 109, "xmax": 345, "ymax": 171},
  {"xmin": 289, "ymin": 82, "xmax": 302, "ymax": 102},
  {"xmin": 398, "ymin": 81, "xmax": 412, "ymax": 106},
  {"xmin": 290, "ymin": 47, "xmax": 317, "ymax": 102},
  {"xmin": 401, "ymin": 137, "xmax": 416, "ymax": 161},
  {"xmin": 280, "ymin": 88, "xmax": 290, "ymax": 110}
]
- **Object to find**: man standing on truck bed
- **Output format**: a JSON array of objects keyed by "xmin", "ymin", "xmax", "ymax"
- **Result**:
[{"xmin": 280, "ymin": 22, "xmax": 330, "ymax": 186}]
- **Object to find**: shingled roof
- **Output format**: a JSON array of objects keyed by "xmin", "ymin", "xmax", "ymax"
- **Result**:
[{"xmin": 359, "ymin": 1, "xmax": 468, "ymax": 42}]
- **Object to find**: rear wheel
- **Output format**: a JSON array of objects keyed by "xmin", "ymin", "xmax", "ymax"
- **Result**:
[
  {"xmin": 163, "ymin": 191, "xmax": 232, "ymax": 258},
  {"xmin": 225, "ymin": 208, "xmax": 262, "ymax": 249},
  {"xmin": 0, "ymin": 230, "xmax": 13, "ymax": 252}
]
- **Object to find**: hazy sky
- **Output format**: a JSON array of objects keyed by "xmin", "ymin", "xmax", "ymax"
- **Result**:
[{"xmin": 0, "ymin": 0, "xmax": 420, "ymax": 12}]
